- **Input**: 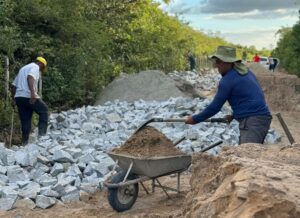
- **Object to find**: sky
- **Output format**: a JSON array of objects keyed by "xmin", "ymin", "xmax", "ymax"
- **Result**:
[{"xmin": 157, "ymin": 0, "xmax": 300, "ymax": 50}]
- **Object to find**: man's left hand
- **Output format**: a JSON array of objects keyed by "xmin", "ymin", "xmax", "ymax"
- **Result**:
[{"xmin": 11, "ymin": 98, "xmax": 16, "ymax": 107}]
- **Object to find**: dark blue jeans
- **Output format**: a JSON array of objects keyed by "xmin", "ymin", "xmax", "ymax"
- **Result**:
[
  {"xmin": 237, "ymin": 115, "xmax": 272, "ymax": 144},
  {"xmin": 15, "ymin": 97, "xmax": 48, "ymax": 144}
]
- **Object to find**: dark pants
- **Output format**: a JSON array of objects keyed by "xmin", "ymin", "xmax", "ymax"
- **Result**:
[
  {"xmin": 238, "ymin": 115, "xmax": 272, "ymax": 144},
  {"xmin": 188, "ymin": 56, "xmax": 196, "ymax": 71},
  {"xmin": 15, "ymin": 97, "xmax": 48, "ymax": 145},
  {"xmin": 190, "ymin": 60, "xmax": 196, "ymax": 71}
]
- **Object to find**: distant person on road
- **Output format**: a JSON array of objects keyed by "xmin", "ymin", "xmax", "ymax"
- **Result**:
[
  {"xmin": 272, "ymin": 58, "xmax": 278, "ymax": 72},
  {"xmin": 268, "ymin": 56, "xmax": 274, "ymax": 71},
  {"xmin": 253, "ymin": 53, "xmax": 260, "ymax": 63},
  {"xmin": 11, "ymin": 57, "xmax": 49, "ymax": 145},
  {"xmin": 187, "ymin": 51, "xmax": 196, "ymax": 71},
  {"xmin": 185, "ymin": 46, "xmax": 272, "ymax": 144}
]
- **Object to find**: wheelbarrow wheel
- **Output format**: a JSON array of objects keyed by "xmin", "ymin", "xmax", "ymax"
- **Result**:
[{"xmin": 108, "ymin": 171, "xmax": 139, "ymax": 212}]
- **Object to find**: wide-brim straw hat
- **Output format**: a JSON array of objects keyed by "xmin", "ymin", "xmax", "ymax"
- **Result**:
[{"xmin": 209, "ymin": 46, "xmax": 241, "ymax": 63}]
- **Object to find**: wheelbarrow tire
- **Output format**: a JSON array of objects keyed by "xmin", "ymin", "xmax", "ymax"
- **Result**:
[{"xmin": 108, "ymin": 171, "xmax": 139, "ymax": 212}]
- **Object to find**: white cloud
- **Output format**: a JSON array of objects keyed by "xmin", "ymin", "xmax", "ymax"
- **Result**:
[
  {"xmin": 155, "ymin": 0, "xmax": 299, "ymax": 49},
  {"xmin": 221, "ymin": 27, "xmax": 279, "ymax": 49},
  {"xmin": 160, "ymin": 0, "xmax": 299, "ymax": 18},
  {"xmin": 199, "ymin": 0, "xmax": 299, "ymax": 14},
  {"xmin": 209, "ymin": 9, "xmax": 298, "ymax": 20}
]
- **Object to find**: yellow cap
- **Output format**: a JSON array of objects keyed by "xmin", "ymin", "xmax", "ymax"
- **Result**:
[{"xmin": 36, "ymin": 57, "xmax": 47, "ymax": 67}]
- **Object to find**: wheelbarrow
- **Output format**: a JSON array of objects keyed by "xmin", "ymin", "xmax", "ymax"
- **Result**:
[{"xmin": 104, "ymin": 117, "xmax": 226, "ymax": 212}]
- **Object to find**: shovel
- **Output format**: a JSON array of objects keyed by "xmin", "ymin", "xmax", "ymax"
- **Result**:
[{"xmin": 133, "ymin": 117, "xmax": 229, "ymax": 135}]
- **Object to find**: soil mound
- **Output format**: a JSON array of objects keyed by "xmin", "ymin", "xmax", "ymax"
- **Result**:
[
  {"xmin": 113, "ymin": 126, "xmax": 184, "ymax": 157},
  {"xmin": 185, "ymin": 143, "xmax": 300, "ymax": 217},
  {"xmin": 95, "ymin": 70, "xmax": 187, "ymax": 105},
  {"xmin": 248, "ymin": 63, "xmax": 300, "ymax": 111}
]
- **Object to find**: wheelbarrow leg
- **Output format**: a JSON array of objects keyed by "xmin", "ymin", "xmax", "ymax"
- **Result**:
[
  {"xmin": 155, "ymin": 178, "xmax": 171, "ymax": 199},
  {"xmin": 140, "ymin": 182, "xmax": 150, "ymax": 195},
  {"xmin": 177, "ymin": 173, "xmax": 181, "ymax": 194},
  {"xmin": 152, "ymin": 179, "xmax": 155, "ymax": 193},
  {"xmin": 150, "ymin": 172, "xmax": 184, "ymax": 198}
]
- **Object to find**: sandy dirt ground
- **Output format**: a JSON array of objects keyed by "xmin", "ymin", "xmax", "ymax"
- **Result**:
[
  {"xmin": 271, "ymin": 111, "xmax": 300, "ymax": 144},
  {"xmin": 1, "ymin": 111, "xmax": 299, "ymax": 218},
  {"xmin": 0, "ymin": 174, "xmax": 191, "ymax": 218}
]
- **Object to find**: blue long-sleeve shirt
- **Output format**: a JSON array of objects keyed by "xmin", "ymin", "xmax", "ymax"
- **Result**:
[{"xmin": 192, "ymin": 68, "xmax": 270, "ymax": 123}]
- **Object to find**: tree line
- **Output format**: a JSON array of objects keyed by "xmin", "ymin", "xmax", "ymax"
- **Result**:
[
  {"xmin": 0, "ymin": 0, "xmax": 225, "ymax": 108},
  {"xmin": 0, "ymin": 0, "xmax": 271, "ymax": 142},
  {"xmin": 272, "ymin": 11, "xmax": 300, "ymax": 77}
]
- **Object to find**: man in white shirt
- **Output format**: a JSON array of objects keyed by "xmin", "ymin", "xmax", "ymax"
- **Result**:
[{"xmin": 11, "ymin": 57, "xmax": 48, "ymax": 145}]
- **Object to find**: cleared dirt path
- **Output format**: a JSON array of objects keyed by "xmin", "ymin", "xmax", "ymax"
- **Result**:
[{"xmin": 0, "ymin": 174, "xmax": 191, "ymax": 218}]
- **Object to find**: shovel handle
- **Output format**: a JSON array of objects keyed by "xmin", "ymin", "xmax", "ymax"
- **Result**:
[
  {"xmin": 151, "ymin": 117, "xmax": 228, "ymax": 123},
  {"xmin": 153, "ymin": 118, "xmax": 185, "ymax": 122},
  {"xmin": 206, "ymin": 118, "xmax": 229, "ymax": 123}
]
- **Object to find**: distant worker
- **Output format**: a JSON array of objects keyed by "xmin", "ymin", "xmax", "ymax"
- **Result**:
[
  {"xmin": 268, "ymin": 56, "xmax": 274, "ymax": 71},
  {"xmin": 185, "ymin": 46, "xmax": 272, "ymax": 144},
  {"xmin": 11, "ymin": 57, "xmax": 49, "ymax": 145},
  {"xmin": 253, "ymin": 53, "xmax": 260, "ymax": 63},
  {"xmin": 272, "ymin": 58, "xmax": 278, "ymax": 72},
  {"xmin": 187, "ymin": 51, "xmax": 196, "ymax": 71}
]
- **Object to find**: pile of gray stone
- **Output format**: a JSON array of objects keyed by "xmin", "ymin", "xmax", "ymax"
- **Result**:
[
  {"xmin": 95, "ymin": 70, "xmax": 188, "ymax": 105},
  {"xmin": 168, "ymin": 70, "xmax": 221, "ymax": 93},
  {"xmin": 0, "ymin": 97, "xmax": 281, "ymax": 211}
]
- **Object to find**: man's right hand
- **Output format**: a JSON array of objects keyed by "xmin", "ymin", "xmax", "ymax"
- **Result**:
[
  {"xmin": 30, "ymin": 94, "xmax": 37, "ymax": 104},
  {"xmin": 224, "ymin": 114, "xmax": 234, "ymax": 123},
  {"xmin": 185, "ymin": 116, "xmax": 197, "ymax": 125}
]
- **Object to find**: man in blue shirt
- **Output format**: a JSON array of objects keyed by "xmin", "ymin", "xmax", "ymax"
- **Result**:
[{"xmin": 185, "ymin": 46, "xmax": 272, "ymax": 144}]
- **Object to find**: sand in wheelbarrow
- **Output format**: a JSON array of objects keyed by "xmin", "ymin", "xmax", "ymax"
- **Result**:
[{"xmin": 112, "ymin": 126, "xmax": 184, "ymax": 157}]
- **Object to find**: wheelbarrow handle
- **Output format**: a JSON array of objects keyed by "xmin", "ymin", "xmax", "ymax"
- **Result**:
[{"xmin": 200, "ymin": 140, "xmax": 223, "ymax": 152}]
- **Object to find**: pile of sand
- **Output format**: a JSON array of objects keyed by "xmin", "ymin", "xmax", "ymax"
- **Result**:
[
  {"xmin": 184, "ymin": 143, "xmax": 300, "ymax": 217},
  {"xmin": 112, "ymin": 126, "xmax": 184, "ymax": 157}
]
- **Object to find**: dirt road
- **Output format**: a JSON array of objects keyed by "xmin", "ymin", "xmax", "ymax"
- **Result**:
[
  {"xmin": 0, "ymin": 174, "xmax": 191, "ymax": 218},
  {"xmin": 271, "ymin": 111, "xmax": 300, "ymax": 144}
]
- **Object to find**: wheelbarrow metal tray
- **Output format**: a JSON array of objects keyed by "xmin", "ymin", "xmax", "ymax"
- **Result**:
[{"xmin": 108, "ymin": 152, "xmax": 192, "ymax": 178}]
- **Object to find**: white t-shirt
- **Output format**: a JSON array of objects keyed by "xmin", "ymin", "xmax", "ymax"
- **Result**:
[
  {"xmin": 12, "ymin": 62, "xmax": 40, "ymax": 98},
  {"xmin": 268, "ymin": 58, "xmax": 274, "ymax": 65}
]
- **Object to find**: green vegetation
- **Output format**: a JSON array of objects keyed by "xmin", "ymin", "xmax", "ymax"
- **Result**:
[
  {"xmin": 273, "ymin": 11, "xmax": 300, "ymax": 77},
  {"xmin": 0, "ymin": 0, "xmax": 276, "ymax": 144},
  {"xmin": 0, "ymin": 0, "xmax": 228, "ymax": 108}
]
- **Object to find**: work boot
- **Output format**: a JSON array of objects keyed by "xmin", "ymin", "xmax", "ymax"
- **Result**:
[
  {"xmin": 38, "ymin": 123, "xmax": 48, "ymax": 137},
  {"xmin": 22, "ymin": 134, "xmax": 29, "ymax": 146}
]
